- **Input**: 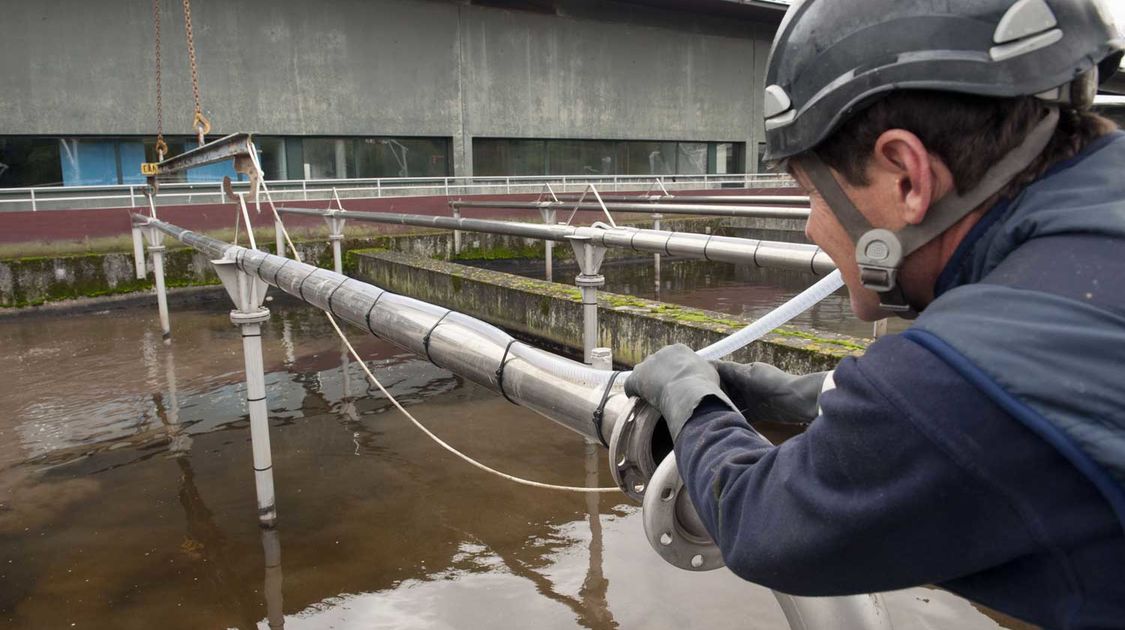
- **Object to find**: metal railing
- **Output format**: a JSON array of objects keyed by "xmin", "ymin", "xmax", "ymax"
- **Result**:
[{"xmin": 0, "ymin": 172, "xmax": 795, "ymax": 213}]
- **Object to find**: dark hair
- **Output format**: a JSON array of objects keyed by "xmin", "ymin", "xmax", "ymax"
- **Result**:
[{"xmin": 811, "ymin": 91, "xmax": 1116, "ymax": 200}]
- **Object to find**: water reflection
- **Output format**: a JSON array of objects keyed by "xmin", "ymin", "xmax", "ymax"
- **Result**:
[{"xmin": 0, "ymin": 299, "xmax": 1008, "ymax": 630}]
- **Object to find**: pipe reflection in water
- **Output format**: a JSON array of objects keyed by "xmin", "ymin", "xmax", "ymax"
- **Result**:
[{"xmin": 261, "ymin": 528, "xmax": 285, "ymax": 630}]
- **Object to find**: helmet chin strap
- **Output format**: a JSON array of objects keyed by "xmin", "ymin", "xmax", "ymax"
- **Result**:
[{"xmin": 800, "ymin": 106, "xmax": 1059, "ymax": 319}]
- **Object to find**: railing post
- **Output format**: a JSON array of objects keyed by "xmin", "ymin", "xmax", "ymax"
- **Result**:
[
  {"xmin": 377, "ymin": 178, "xmax": 383, "ymax": 198},
  {"xmin": 506, "ymin": 177, "xmax": 511, "ymax": 194},
  {"xmin": 444, "ymin": 177, "xmax": 451, "ymax": 197},
  {"xmin": 302, "ymin": 180, "xmax": 308, "ymax": 201},
  {"xmin": 29, "ymin": 188, "xmax": 37, "ymax": 212},
  {"xmin": 129, "ymin": 185, "xmax": 136, "ymax": 208},
  {"xmin": 211, "ymin": 259, "xmax": 277, "ymax": 528},
  {"xmin": 567, "ymin": 236, "xmax": 608, "ymax": 364}
]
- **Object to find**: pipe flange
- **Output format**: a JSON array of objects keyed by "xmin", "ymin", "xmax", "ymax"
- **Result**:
[
  {"xmin": 642, "ymin": 453, "xmax": 724, "ymax": 572},
  {"xmin": 230, "ymin": 307, "xmax": 271, "ymax": 326},
  {"xmin": 575, "ymin": 274, "xmax": 606, "ymax": 288},
  {"xmin": 608, "ymin": 399, "xmax": 666, "ymax": 501}
]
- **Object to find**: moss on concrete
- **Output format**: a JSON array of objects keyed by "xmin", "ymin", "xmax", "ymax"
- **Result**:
[{"xmin": 352, "ymin": 249, "xmax": 867, "ymax": 372}]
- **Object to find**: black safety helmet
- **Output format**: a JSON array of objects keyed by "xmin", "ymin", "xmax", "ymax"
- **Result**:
[
  {"xmin": 763, "ymin": 0, "xmax": 1125, "ymax": 162},
  {"xmin": 762, "ymin": 0, "xmax": 1124, "ymax": 317}
]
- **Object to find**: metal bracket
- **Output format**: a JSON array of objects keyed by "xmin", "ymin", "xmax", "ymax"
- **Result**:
[
  {"xmin": 212, "ymin": 258, "xmax": 270, "ymax": 317},
  {"xmin": 563, "ymin": 184, "xmax": 617, "ymax": 228},
  {"xmin": 145, "ymin": 133, "xmax": 255, "ymax": 194}
]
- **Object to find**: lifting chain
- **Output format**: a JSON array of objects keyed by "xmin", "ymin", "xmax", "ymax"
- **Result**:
[
  {"xmin": 151, "ymin": 0, "xmax": 167, "ymax": 160},
  {"xmin": 181, "ymin": 0, "xmax": 210, "ymax": 145}
]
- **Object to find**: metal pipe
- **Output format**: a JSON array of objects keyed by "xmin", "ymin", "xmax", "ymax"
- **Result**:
[
  {"xmin": 145, "ymin": 228, "xmax": 171, "ymax": 340},
  {"xmin": 212, "ymin": 259, "xmax": 277, "ymax": 527},
  {"xmin": 275, "ymin": 207, "xmax": 835, "ymax": 275},
  {"xmin": 450, "ymin": 200, "xmax": 811, "ymax": 220},
  {"xmin": 542, "ymin": 208, "xmax": 556, "ymax": 283},
  {"xmin": 134, "ymin": 214, "xmax": 631, "ymax": 446},
  {"xmin": 275, "ymin": 219, "xmax": 286, "ymax": 258},
  {"xmin": 554, "ymin": 194, "xmax": 810, "ymax": 205}
]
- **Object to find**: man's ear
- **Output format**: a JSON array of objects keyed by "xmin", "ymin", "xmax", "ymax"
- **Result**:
[{"xmin": 870, "ymin": 130, "xmax": 952, "ymax": 225}]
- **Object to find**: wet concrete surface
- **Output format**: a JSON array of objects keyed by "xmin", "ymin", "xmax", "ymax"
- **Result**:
[
  {"xmin": 472, "ymin": 257, "xmax": 913, "ymax": 339},
  {"xmin": 0, "ymin": 297, "xmax": 1015, "ymax": 629}
]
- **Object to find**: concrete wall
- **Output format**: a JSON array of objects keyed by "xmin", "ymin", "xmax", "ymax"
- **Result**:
[
  {"xmin": 0, "ymin": 0, "xmax": 776, "ymax": 176},
  {"xmin": 354, "ymin": 249, "xmax": 864, "ymax": 373}
]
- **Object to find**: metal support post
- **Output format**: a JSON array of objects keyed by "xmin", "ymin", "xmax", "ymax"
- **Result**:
[
  {"xmin": 212, "ymin": 258, "xmax": 277, "ymax": 527},
  {"xmin": 651, "ymin": 213, "xmax": 663, "ymax": 295},
  {"xmin": 275, "ymin": 218, "xmax": 286, "ymax": 258},
  {"xmin": 131, "ymin": 219, "xmax": 147, "ymax": 280},
  {"xmin": 873, "ymin": 319, "xmax": 889, "ymax": 338},
  {"xmin": 541, "ymin": 208, "xmax": 556, "ymax": 282},
  {"xmin": 324, "ymin": 212, "xmax": 347, "ymax": 275},
  {"xmin": 452, "ymin": 207, "xmax": 462, "ymax": 256},
  {"xmin": 145, "ymin": 227, "xmax": 171, "ymax": 339},
  {"xmin": 567, "ymin": 236, "xmax": 608, "ymax": 364}
]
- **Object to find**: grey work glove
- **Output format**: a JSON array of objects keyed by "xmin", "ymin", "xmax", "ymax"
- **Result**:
[
  {"xmin": 624, "ymin": 344, "xmax": 738, "ymax": 441},
  {"xmin": 714, "ymin": 361, "xmax": 828, "ymax": 425}
]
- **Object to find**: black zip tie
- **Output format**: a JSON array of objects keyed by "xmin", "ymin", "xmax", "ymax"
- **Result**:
[
  {"xmin": 271, "ymin": 258, "xmax": 291, "ymax": 285},
  {"xmin": 297, "ymin": 269, "xmax": 316, "ymax": 303},
  {"xmin": 591, "ymin": 371, "xmax": 622, "ymax": 448},
  {"xmin": 495, "ymin": 339, "xmax": 519, "ymax": 405},
  {"xmin": 326, "ymin": 278, "xmax": 348, "ymax": 317},
  {"xmin": 422, "ymin": 311, "xmax": 453, "ymax": 362},
  {"xmin": 365, "ymin": 292, "xmax": 386, "ymax": 337}
]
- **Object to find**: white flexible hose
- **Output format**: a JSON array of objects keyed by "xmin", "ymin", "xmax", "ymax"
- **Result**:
[{"xmin": 695, "ymin": 269, "xmax": 845, "ymax": 361}]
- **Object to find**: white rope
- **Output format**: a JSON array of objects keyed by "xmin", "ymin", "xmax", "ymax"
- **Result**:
[{"xmin": 243, "ymin": 151, "xmax": 619, "ymax": 494}]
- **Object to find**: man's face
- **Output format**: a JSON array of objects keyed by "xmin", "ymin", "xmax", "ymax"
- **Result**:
[{"xmin": 791, "ymin": 162, "xmax": 904, "ymax": 321}]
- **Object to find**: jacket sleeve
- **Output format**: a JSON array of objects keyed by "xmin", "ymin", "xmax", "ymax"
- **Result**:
[{"xmin": 674, "ymin": 336, "xmax": 1045, "ymax": 596}]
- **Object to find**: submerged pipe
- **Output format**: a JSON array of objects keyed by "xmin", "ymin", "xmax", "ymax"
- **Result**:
[
  {"xmin": 449, "ymin": 199, "xmax": 812, "ymax": 220},
  {"xmin": 276, "ymin": 207, "xmax": 835, "ymax": 275}
]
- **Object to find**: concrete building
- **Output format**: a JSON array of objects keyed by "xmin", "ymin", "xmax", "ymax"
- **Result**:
[{"xmin": 0, "ymin": 0, "xmax": 789, "ymax": 188}]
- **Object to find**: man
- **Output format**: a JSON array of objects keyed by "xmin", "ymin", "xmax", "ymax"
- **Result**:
[{"xmin": 624, "ymin": 1, "xmax": 1125, "ymax": 627}]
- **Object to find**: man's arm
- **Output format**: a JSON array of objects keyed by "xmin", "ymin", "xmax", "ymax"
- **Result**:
[{"xmin": 675, "ymin": 337, "xmax": 1045, "ymax": 596}]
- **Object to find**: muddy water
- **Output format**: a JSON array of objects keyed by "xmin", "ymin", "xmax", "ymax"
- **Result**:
[
  {"xmin": 0, "ymin": 297, "xmax": 1014, "ymax": 629},
  {"xmin": 477, "ymin": 257, "xmax": 913, "ymax": 339}
]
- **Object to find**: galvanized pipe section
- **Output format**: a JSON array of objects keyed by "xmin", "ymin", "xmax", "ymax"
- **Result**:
[
  {"xmin": 276, "ymin": 207, "xmax": 835, "ymax": 275},
  {"xmin": 450, "ymin": 200, "xmax": 811, "ymax": 220},
  {"xmin": 134, "ymin": 215, "xmax": 631, "ymax": 445}
]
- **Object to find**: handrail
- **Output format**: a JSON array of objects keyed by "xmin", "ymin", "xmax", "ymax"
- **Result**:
[{"xmin": 0, "ymin": 173, "xmax": 795, "ymax": 212}]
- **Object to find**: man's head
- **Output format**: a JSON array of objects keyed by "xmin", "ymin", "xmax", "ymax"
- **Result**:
[{"xmin": 762, "ymin": 0, "xmax": 1124, "ymax": 319}]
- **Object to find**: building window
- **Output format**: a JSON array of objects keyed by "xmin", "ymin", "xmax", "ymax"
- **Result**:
[
  {"xmin": 259, "ymin": 136, "xmax": 452, "ymax": 181},
  {"xmin": 0, "ymin": 135, "xmax": 452, "ymax": 187},
  {"xmin": 474, "ymin": 139, "xmax": 744, "ymax": 177}
]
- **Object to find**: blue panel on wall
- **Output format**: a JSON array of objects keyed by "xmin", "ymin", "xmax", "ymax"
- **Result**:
[
  {"xmin": 119, "ymin": 142, "xmax": 148, "ymax": 185},
  {"xmin": 60, "ymin": 140, "xmax": 118, "ymax": 186}
]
